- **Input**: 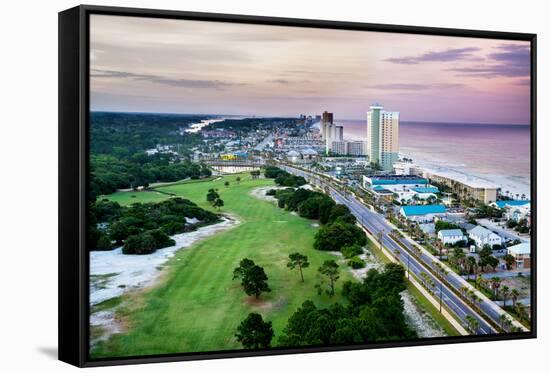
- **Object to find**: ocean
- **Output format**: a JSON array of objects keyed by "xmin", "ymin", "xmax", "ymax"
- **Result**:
[{"xmin": 338, "ymin": 120, "xmax": 531, "ymax": 197}]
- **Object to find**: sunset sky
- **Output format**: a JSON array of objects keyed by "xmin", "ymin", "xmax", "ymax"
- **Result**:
[{"xmin": 90, "ymin": 15, "xmax": 531, "ymax": 124}]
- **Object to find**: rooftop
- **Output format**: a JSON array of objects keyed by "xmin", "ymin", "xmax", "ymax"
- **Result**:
[
  {"xmin": 507, "ymin": 243, "xmax": 530, "ymax": 255},
  {"xmin": 495, "ymin": 200, "xmax": 530, "ymax": 209},
  {"xmin": 426, "ymin": 169, "xmax": 498, "ymax": 189},
  {"xmin": 468, "ymin": 225, "xmax": 496, "ymax": 237},
  {"xmin": 438, "ymin": 229, "xmax": 464, "ymax": 237},
  {"xmin": 365, "ymin": 175, "xmax": 428, "ymax": 186},
  {"xmin": 401, "ymin": 204, "xmax": 446, "ymax": 216},
  {"xmin": 413, "ymin": 187, "xmax": 440, "ymax": 194}
]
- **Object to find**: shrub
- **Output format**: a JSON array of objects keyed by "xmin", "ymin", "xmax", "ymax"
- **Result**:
[
  {"xmin": 348, "ymin": 256, "xmax": 366, "ymax": 269},
  {"xmin": 341, "ymin": 244, "xmax": 363, "ymax": 259},
  {"xmin": 265, "ymin": 189, "xmax": 277, "ymax": 196}
]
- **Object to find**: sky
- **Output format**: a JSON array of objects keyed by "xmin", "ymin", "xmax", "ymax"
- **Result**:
[{"xmin": 90, "ymin": 15, "xmax": 531, "ymax": 124}]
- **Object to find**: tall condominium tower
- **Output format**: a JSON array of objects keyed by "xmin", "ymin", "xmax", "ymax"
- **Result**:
[
  {"xmin": 320, "ymin": 111, "xmax": 333, "ymax": 139},
  {"xmin": 366, "ymin": 104, "xmax": 399, "ymax": 171}
]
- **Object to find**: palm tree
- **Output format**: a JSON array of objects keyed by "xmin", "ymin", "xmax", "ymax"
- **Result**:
[
  {"xmin": 511, "ymin": 289, "xmax": 520, "ymax": 308},
  {"xmin": 490, "ymin": 277, "xmax": 502, "ymax": 301},
  {"xmin": 467, "ymin": 256, "xmax": 477, "ymax": 281},
  {"xmin": 465, "ymin": 315, "xmax": 480, "ymax": 334},
  {"xmin": 501, "ymin": 286, "xmax": 510, "ymax": 307},
  {"xmin": 515, "ymin": 302, "xmax": 528, "ymax": 320},
  {"xmin": 499, "ymin": 314, "xmax": 510, "ymax": 331}
]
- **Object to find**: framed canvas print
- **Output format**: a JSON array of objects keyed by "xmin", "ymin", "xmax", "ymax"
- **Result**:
[{"xmin": 58, "ymin": 5, "xmax": 537, "ymax": 367}]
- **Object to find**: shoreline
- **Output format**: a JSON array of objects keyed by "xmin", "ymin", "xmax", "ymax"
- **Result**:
[{"xmin": 399, "ymin": 151, "xmax": 531, "ymax": 200}]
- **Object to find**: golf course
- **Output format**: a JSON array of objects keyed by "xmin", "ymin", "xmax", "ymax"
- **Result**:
[{"xmin": 91, "ymin": 173, "xmax": 355, "ymax": 357}]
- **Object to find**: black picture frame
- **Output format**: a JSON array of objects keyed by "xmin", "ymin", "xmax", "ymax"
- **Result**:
[{"xmin": 59, "ymin": 4, "xmax": 537, "ymax": 367}]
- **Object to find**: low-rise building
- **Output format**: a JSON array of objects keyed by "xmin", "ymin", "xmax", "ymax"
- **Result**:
[
  {"xmin": 437, "ymin": 229, "xmax": 466, "ymax": 245},
  {"xmin": 468, "ymin": 225, "xmax": 502, "ymax": 249},
  {"xmin": 400, "ymin": 204, "xmax": 447, "ymax": 223},
  {"xmin": 424, "ymin": 169, "xmax": 498, "ymax": 204},
  {"xmin": 507, "ymin": 243, "xmax": 531, "ymax": 269}
]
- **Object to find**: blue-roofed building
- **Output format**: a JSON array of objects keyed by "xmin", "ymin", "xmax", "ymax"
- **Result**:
[
  {"xmin": 413, "ymin": 187, "xmax": 440, "ymax": 194},
  {"xmin": 493, "ymin": 200, "xmax": 530, "ymax": 209},
  {"xmin": 400, "ymin": 204, "xmax": 447, "ymax": 222}
]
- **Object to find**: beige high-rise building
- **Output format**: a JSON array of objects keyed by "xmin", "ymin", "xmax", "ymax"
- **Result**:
[{"xmin": 366, "ymin": 104, "xmax": 399, "ymax": 171}]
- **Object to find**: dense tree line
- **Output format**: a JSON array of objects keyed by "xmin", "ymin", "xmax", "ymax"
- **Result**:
[
  {"xmin": 264, "ymin": 166, "xmax": 306, "ymax": 187},
  {"xmin": 89, "ymin": 112, "xmax": 213, "ymax": 201},
  {"xmin": 270, "ymin": 187, "xmax": 365, "ymax": 253},
  {"xmin": 89, "ymin": 197, "xmax": 220, "ymax": 253},
  {"xmin": 278, "ymin": 263, "xmax": 416, "ymax": 347},
  {"xmin": 90, "ymin": 154, "xmax": 211, "ymax": 200},
  {"xmin": 90, "ymin": 112, "xmax": 206, "ymax": 155}
]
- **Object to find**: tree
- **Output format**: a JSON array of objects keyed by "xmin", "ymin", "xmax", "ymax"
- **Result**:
[
  {"xmin": 489, "ymin": 277, "xmax": 502, "ymax": 300},
  {"xmin": 235, "ymin": 313, "xmax": 273, "ymax": 349},
  {"xmin": 287, "ymin": 252, "xmax": 310, "ymax": 282},
  {"xmin": 511, "ymin": 289, "xmax": 520, "ymax": 308},
  {"xmin": 501, "ymin": 285, "xmax": 510, "ymax": 307},
  {"xmin": 224, "ymin": 181, "xmax": 230, "ymax": 187},
  {"xmin": 109, "ymin": 221, "xmax": 129, "ymax": 245},
  {"xmin": 503, "ymin": 254, "xmax": 515, "ymax": 270},
  {"xmin": 316, "ymin": 260, "xmax": 340, "ymax": 297},
  {"xmin": 236, "ymin": 176, "xmax": 241, "ymax": 184},
  {"xmin": 314, "ymin": 222, "xmax": 366, "ymax": 252},
  {"xmin": 206, "ymin": 188, "xmax": 219, "ymax": 203},
  {"xmin": 465, "ymin": 315, "xmax": 480, "ymax": 334},
  {"xmin": 318, "ymin": 198, "xmax": 336, "ymax": 225},
  {"xmin": 233, "ymin": 258, "xmax": 271, "ymax": 299},
  {"xmin": 213, "ymin": 198, "xmax": 224, "ymax": 210}
]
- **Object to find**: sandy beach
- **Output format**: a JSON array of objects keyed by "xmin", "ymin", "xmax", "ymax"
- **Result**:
[{"xmin": 89, "ymin": 216, "xmax": 239, "ymax": 306}]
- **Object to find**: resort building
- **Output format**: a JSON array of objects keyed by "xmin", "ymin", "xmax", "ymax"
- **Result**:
[
  {"xmin": 330, "ymin": 141, "xmax": 347, "ymax": 155},
  {"xmin": 366, "ymin": 104, "xmax": 399, "ymax": 171},
  {"xmin": 437, "ymin": 229, "xmax": 466, "ymax": 245},
  {"xmin": 393, "ymin": 162, "xmax": 424, "ymax": 176},
  {"xmin": 362, "ymin": 175, "xmax": 438, "ymax": 203},
  {"xmin": 506, "ymin": 243, "xmax": 531, "ymax": 269},
  {"xmin": 468, "ymin": 225, "xmax": 502, "ymax": 249},
  {"xmin": 424, "ymin": 169, "xmax": 498, "ymax": 204},
  {"xmin": 347, "ymin": 141, "xmax": 367, "ymax": 156},
  {"xmin": 400, "ymin": 204, "xmax": 447, "ymax": 223}
]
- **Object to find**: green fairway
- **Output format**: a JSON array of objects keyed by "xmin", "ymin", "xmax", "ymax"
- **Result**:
[
  {"xmin": 93, "ymin": 173, "xmax": 355, "ymax": 357},
  {"xmin": 101, "ymin": 190, "xmax": 170, "ymax": 206}
]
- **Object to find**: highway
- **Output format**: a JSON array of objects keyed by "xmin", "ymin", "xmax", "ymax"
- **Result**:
[{"xmin": 279, "ymin": 163, "xmax": 499, "ymax": 335}]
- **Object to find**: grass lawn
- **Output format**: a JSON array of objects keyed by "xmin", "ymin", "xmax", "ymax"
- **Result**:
[
  {"xmin": 101, "ymin": 190, "xmax": 170, "ymax": 206},
  {"xmin": 92, "ymin": 173, "xmax": 355, "ymax": 357}
]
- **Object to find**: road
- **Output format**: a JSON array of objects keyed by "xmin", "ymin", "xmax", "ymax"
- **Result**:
[
  {"xmin": 477, "ymin": 218, "xmax": 530, "ymax": 244},
  {"xmin": 279, "ymin": 163, "xmax": 500, "ymax": 334}
]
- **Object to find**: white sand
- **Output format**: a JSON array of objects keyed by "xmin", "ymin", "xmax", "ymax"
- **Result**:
[
  {"xmin": 400, "ymin": 152, "xmax": 530, "ymax": 199},
  {"xmin": 89, "ymin": 216, "xmax": 239, "ymax": 306}
]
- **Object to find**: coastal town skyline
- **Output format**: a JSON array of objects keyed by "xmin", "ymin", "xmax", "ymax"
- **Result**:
[{"xmin": 90, "ymin": 15, "xmax": 531, "ymax": 125}]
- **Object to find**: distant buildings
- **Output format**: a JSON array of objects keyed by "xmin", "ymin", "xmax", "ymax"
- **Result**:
[
  {"xmin": 320, "ymin": 111, "xmax": 334, "ymax": 140},
  {"xmin": 437, "ymin": 229, "xmax": 466, "ymax": 245},
  {"xmin": 506, "ymin": 243, "xmax": 531, "ymax": 269},
  {"xmin": 468, "ymin": 225, "xmax": 502, "ymax": 249},
  {"xmin": 346, "ymin": 141, "xmax": 367, "ymax": 156},
  {"xmin": 367, "ymin": 104, "xmax": 400, "ymax": 171}
]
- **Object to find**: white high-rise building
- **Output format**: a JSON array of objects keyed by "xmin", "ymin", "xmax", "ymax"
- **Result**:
[{"xmin": 367, "ymin": 104, "xmax": 399, "ymax": 171}]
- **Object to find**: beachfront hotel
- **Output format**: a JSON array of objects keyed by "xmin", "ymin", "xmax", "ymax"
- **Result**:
[
  {"xmin": 424, "ymin": 169, "xmax": 498, "ymax": 204},
  {"xmin": 366, "ymin": 104, "xmax": 400, "ymax": 171}
]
